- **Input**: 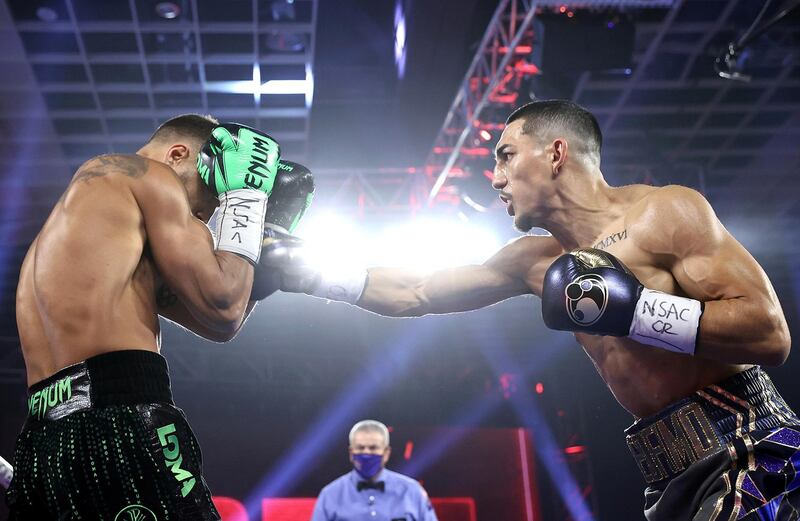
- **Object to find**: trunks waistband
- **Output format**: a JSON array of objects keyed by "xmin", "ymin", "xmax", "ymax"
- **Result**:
[
  {"xmin": 625, "ymin": 366, "xmax": 797, "ymax": 486},
  {"xmin": 24, "ymin": 349, "xmax": 174, "ymax": 429}
]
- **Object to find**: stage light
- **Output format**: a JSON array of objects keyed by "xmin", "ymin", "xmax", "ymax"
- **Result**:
[
  {"xmin": 394, "ymin": 0, "xmax": 407, "ymax": 78},
  {"xmin": 36, "ymin": 7, "xmax": 58, "ymax": 22},
  {"xmin": 155, "ymin": 2, "xmax": 181, "ymax": 19},
  {"xmin": 376, "ymin": 219, "xmax": 501, "ymax": 270},
  {"xmin": 404, "ymin": 441, "xmax": 414, "ymax": 460},
  {"xmin": 305, "ymin": 64, "xmax": 314, "ymax": 108},
  {"xmin": 479, "ymin": 129, "xmax": 492, "ymax": 141},
  {"xmin": 261, "ymin": 80, "xmax": 309, "ymax": 94},
  {"xmin": 294, "ymin": 212, "xmax": 370, "ymax": 273},
  {"xmin": 204, "ymin": 65, "xmax": 314, "ymax": 104},
  {"xmin": 252, "ymin": 64, "xmax": 261, "ymax": 105}
]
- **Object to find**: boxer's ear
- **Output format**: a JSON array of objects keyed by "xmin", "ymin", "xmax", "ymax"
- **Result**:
[
  {"xmin": 551, "ymin": 138, "xmax": 568, "ymax": 177},
  {"xmin": 165, "ymin": 144, "xmax": 190, "ymax": 166}
]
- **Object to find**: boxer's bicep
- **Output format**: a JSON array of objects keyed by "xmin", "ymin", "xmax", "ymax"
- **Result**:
[
  {"xmin": 638, "ymin": 187, "xmax": 789, "ymax": 362},
  {"xmin": 646, "ymin": 187, "xmax": 769, "ymax": 303}
]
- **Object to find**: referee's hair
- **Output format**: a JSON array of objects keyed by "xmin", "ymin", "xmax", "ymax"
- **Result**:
[{"xmin": 349, "ymin": 420, "xmax": 390, "ymax": 447}]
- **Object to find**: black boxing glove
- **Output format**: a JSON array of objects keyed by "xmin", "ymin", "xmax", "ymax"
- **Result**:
[
  {"xmin": 250, "ymin": 160, "xmax": 314, "ymax": 300},
  {"xmin": 541, "ymin": 248, "xmax": 703, "ymax": 355},
  {"xmin": 249, "ymin": 229, "xmax": 303, "ymax": 300},
  {"xmin": 264, "ymin": 160, "xmax": 314, "ymax": 234},
  {"xmin": 251, "ymin": 230, "xmax": 366, "ymax": 303}
]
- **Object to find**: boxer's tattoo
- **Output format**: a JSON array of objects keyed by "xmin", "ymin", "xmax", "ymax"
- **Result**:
[
  {"xmin": 594, "ymin": 229, "xmax": 627, "ymax": 250},
  {"xmin": 74, "ymin": 154, "xmax": 147, "ymax": 183},
  {"xmin": 156, "ymin": 283, "xmax": 178, "ymax": 308}
]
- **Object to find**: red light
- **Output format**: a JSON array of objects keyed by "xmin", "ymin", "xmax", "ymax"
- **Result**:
[
  {"xmin": 564, "ymin": 445, "xmax": 586, "ymax": 455},
  {"xmin": 498, "ymin": 45, "xmax": 533, "ymax": 54},
  {"xmin": 404, "ymin": 440, "xmax": 414, "ymax": 460},
  {"xmin": 567, "ymin": 11, "xmax": 574, "ymax": 18},
  {"xmin": 535, "ymin": 382, "xmax": 544, "ymax": 394},
  {"xmin": 499, "ymin": 373, "xmax": 518, "ymax": 399},
  {"xmin": 213, "ymin": 497, "xmax": 247, "ymax": 521},
  {"xmin": 479, "ymin": 129, "xmax": 492, "ymax": 141},
  {"xmin": 461, "ymin": 147, "xmax": 491, "ymax": 157},
  {"xmin": 559, "ymin": 5, "xmax": 567, "ymax": 13},
  {"xmin": 261, "ymin": 498, "xmax": 317, "ymax": 521}
]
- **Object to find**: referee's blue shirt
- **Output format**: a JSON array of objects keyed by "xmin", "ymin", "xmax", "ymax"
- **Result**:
[{"xmin": 310, "ymin": 468, "xmax": 438, "ymax": 521}]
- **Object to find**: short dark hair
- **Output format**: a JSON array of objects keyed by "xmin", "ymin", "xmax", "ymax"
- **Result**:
[
  {"xmin": 506, "ymin": 100, "xmax": 602, "ymax": 158},
  {"xmin": 146, "ymin": 113, "xmax": 219, "ymax": 146}
]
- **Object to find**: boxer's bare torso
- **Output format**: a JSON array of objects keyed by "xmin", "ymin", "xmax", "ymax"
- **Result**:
[
  {"xmin": 360, "ymin": 184, "xmax": 787, "ymax": 418},
  {"xmin": 535, "ymin": 185, "xmax": 746, "ymax": 417},
  {"xmin": 17, "ymin": 153, "xmax": 251, "ymax": 386},
  {"xmin": 18, "ymin": 156, "xmax": 163, "ymax": 384}
]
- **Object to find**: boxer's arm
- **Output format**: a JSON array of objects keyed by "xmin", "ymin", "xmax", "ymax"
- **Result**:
[
  {"xmin": 357, "ymin": 235, "xmax": 562, "ymax": 316},
  {"xmin": 132, "ymin": 160, "xmax": 253, "ymax": 335},
  {"xmin": 155, "ymin": 281, "xmax": 258, "ymax": 342},
  {"xmin": 633, "ymin": 186, "xmax": 790, "ymax": 365}
]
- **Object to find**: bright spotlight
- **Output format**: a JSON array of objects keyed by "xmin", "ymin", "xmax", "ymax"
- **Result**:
[
  {"xmin": 294, "ymin": 212, "xmax": 370, "ymax": 273},
  {"xmin": 375, "ymin": 219, "xmax": 501, "ymax": 271}
]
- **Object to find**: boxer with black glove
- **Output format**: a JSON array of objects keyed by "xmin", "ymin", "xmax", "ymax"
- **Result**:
[
  {"xmin": 250, "ymin": 160, "xmax": 315, "ymax": 300},
  {"xmin": 281, "ymin": 100, "xmax": 794, "ymax": 521},
  {"xmin": 541, "ymin": 248, "xmax": 703, "ymax": 355}
]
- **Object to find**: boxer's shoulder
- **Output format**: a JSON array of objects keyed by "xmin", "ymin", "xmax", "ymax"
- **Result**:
[
  {"xmin": 72, "ymin": 153, "xmax": 155, "ymax": 182},
  {"xmin": 626, "ymin": 185, "xmax": 722, "ymax": 256},
  {"xmin": 627, "ymin": 184, "xmax": 709, "ymax": 217}
]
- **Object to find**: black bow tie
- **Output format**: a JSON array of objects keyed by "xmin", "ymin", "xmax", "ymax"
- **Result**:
[{"xmin": 357, "ymin": 480, "xmax": 385, "ymax": 492}]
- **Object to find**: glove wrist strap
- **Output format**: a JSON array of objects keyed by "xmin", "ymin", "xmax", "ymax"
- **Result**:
[
  {"xmin": 215, "ymin": 190, "xmax": 268, "ymax": 264},
  {"xmin": 308, "ymin": 266, "xmax": 367, "ymax": 304},
  {"xmin": 628, "ymin": 288, "xmax": 703, "ymax": 355}
]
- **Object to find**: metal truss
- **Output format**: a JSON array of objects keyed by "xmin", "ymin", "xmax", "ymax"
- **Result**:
[
  {"xmin": 422, "ymin": 0, "xmax": 800, "ymax": 219},
  {"xmin": 309, "ymin": 167, "xmax": 431, "ymax": 218},
  {"xmin": 423, "ymin": 0, "xmax": 680, "ymax": 204},
  {"xmin": 425, "ymin": 0, "xmax": 539, "ymax": 203}
]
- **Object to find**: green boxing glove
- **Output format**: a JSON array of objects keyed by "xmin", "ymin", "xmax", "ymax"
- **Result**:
[
  {"xmin": 197, "ymin": 122, "xmax": 281, "ymax": 196},
  {"xmin": 197, "ymin": 123, "xmax": 281, "ymax": 264}
]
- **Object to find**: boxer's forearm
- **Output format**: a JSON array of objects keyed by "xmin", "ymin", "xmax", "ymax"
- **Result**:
[
  {"xmin": 358, "ymin": 265, "xmax": 528, "ymax": 317},
  {"xmin": 156, "ymin": 264, "xmax": 255, "ymax": 342},
  {"xmin": 694, "ymin": 298, "xmax": 790, "ymax": 366},
  {"xmin": 191, "ymin": 250, "xmax": 255, "ymax": 328},
  {"xmin": 357, "ymin": 267, "xmax": 431, "ymax": 316}
]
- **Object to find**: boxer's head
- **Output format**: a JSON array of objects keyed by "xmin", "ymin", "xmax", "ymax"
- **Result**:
[
  {"xmin": 493, "ymin": 100, "xmax": 602, "ymax": 232},
  {"xmin": 348, "ymin": 420, "xmax": 391, "ymax": 480},
  {"xmin": 141, "ymin": 114, "xmax": 220, "ymax": 222}
]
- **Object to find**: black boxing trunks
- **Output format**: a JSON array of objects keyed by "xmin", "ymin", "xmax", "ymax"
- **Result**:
[
  {"xmin": 625, "ymin": 366, "xmax": 800, "ymax": 521},
  {"xmin": 5, "ymin": 350, "xmax": 220, "ymax": 520}
]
